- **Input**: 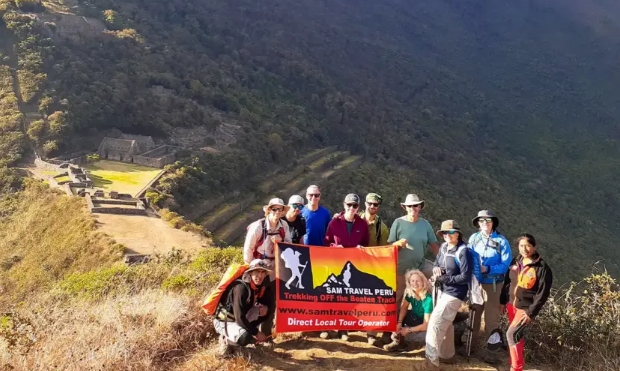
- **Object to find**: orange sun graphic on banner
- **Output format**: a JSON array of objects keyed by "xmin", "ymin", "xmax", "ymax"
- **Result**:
[{"xmin": 310, "ymin": 246, "xmax": 396, "ymax": 290}]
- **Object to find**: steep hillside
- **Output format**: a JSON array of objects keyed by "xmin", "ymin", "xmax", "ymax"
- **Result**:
[{"xmin": 1, "ymin": 0, "xmax": 619, "ymax": 281}]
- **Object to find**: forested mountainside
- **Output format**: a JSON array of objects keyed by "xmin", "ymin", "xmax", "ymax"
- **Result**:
[{"xmin": 1, "ymin": 0, "xmax": 619, "ymax": 281}]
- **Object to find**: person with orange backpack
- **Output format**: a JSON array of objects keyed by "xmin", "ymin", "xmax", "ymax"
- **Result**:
[
  {"xmin": 212, "ymin": 259, "xmax": 275, "ymax": 356},
  {"xmin": 243, "ymin": 198, "xmax": 292, "ymax": 342}
]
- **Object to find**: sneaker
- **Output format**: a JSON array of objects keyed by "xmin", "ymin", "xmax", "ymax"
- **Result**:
[
  {"xmin": 319, "ymin": 331, "xmax": 330, "ymax": 339},
  {"xmin": 367, "ymin": 334, "xmax": 377, "ymax": 346},
  {"xmin": 338, "ymin": 331, "xmax": 349, "ymax": 342},
  {"xmin": 260, "ymin": 339, "xmax": 275, "ymax": 349},
  {"xmin": 480, "ymin": 349, "xmax": 502, "ymax": 365},
  {"xmin": 217, "ymin": 335, "xmax": 232, "ymax": 357},
  {"xmin": 383, "ymin": 339, "xmax": 407, "ymax": 352}
]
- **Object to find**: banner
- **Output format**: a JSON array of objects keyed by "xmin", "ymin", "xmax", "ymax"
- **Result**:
[{"xmin": 275, "ymin": 243, "xmax": 397, "ymax": 333}]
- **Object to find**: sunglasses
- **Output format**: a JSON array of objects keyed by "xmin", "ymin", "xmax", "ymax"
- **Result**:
[
  {"xmin": 270, "ymin": 207, "xmax": 284, "ymax": 213},
  {"xmin": 405, "ymin": 204, "xmax": 421, "ymax": 208},
  {"xmin": 345, "ymin": 203, "xmax": 359, "ymax": 209},
  {"xmin": 366, "ymin": 202, "xmax": 380, "ymax": 207},
  {"xmin": 292, "ymin": 204, "xmax": 304, "ymax": 210},
  {"xmin": 442, "ymin": 230, "xmax": 458, "ymax": 235},
  {"xmin": 307, "ymin": 194, "xmax": 321, "ymax": 198},
  {"xmin": 478, "ymin": 218, "xmax": 493, "ymax": 224}
]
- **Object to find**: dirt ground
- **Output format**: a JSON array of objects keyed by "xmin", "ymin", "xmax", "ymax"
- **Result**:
[
  {"xmin": 93, "ymin": 212, "xmax": 209, "ymax": 255},
  {"xmin": 180, "ymin": 332, "xmax": 510, "ymax": 371}
]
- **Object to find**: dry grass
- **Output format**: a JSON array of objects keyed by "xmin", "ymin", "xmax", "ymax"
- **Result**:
[
  {"xmin": 0, "ymin": 180, "xmax": 124, "ymax": 305},
  {"xmin": 1, "ymin": 291, "xmax": 213, "ymax": 371},
  {"xmin": 84, "ymin": 160, "xmax": 162, "ymax": 195}
]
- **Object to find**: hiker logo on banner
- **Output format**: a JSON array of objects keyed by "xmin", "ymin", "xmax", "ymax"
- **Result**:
[{"xmin": 275, "ymin": 243, "xmax": 397, "ymax": 333}]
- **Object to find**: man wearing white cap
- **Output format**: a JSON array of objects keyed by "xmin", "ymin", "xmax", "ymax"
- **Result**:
[
  {"xmin": 283, "ymin": 195, "xmax": 306, "ymax": 244},
  {"xmin": 243, "ymin": 198, "xmax": 293, "ymax": 340}
]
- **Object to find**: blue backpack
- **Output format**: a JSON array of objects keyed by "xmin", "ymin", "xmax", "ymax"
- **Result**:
[
  {"xmin": 442, "ymin": 242, "xmax": 483, "ymax": 282},
  {"xmin": 441, "ymin": 242, "xmax": 484, "ymax": 305}
]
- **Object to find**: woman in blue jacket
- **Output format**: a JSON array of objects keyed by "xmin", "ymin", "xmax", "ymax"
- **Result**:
[{"xmin": 468, "ymin": 210, "xmax": 512, "ymax": 359}]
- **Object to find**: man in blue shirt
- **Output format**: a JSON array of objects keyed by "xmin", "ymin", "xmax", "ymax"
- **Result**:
[{"xmin": 301, "ymin": 185, "xmax": 331, "ymax": 246}]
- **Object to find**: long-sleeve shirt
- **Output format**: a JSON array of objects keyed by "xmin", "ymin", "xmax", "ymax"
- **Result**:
[
  {"xmin": 229, "ymin": 281, "xmax": 274, "ymax": 336},
  {"xmin": 324, "ymin": 212, "xmax": 369, "ymax": 247},
  {"xmin": 434, "ymin": 242, "xmax": 472, "ymax": 301},
  {"xmin": 499, "ymin": 253, "xmax": 553, "ymax": 319},
  {"xmin": 362, "ymin": 213, "xmax": 390, "ymax": 247},
  {"xmin": 468, "ymin": 231, "xmax": 512, "ymax": 284},
  {"xmin": 243, "ymin": 218, "xmax": 292, "ymax": 280}
]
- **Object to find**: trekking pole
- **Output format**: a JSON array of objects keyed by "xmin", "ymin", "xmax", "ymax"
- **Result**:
[
  {"xmin": 465, "ymin": 302, "xmax": 476, "ymax": 357},
  {"xmin": 295, "ymin": 262, "xmax": 308, "ymax": 288}
]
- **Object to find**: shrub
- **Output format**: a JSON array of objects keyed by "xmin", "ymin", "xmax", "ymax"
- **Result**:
[{"xmin": 527, "ymin": 271, "xmax": 620, "ymax": 371}]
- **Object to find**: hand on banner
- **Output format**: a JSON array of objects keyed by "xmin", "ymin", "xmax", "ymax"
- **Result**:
[
  {"xmin": 393, "ymin": 239, "xmax": 407, "ymax": 249},
  {"xmin": 271, "ymin": 235, "xmax": 283, "ymax": 244}
]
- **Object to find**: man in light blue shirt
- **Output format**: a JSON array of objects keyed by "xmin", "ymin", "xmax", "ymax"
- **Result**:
[{"xmin": 467, "ymin": 210, "xmax": 512, "ymax": 360}]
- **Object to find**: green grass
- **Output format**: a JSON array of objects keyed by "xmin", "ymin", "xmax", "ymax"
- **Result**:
[
  {"xmin": 84, "ymin": 160, "xmax": 162, "ymax": 195},
  {"xmin": 54, "ymin": 175, "xmax": 70, "ymax": 183}
]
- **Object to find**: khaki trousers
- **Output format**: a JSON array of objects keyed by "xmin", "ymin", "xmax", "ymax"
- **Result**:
[
  {"xmin": 472, "ymin": 283, "xmax": 502, "ymax": 344},
  {"xmin": 425, "ymin": 291, "xmax": 459, "ymax": 365}
]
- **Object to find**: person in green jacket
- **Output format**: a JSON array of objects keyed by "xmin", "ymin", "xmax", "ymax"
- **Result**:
[
  {"xmin": 360, "ymin": 192, "xmax": 390, "ymax": 346},
  {"xmin": 360, "ymin": 193, "xmax": 390, "ymax": 247}
]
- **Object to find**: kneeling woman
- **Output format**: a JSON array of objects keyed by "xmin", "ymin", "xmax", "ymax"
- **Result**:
[
  {"xmin": 395, "ymin": 269, "xmax": 433, "ymax": 345},
  {"xmin": 426, "ymin": 220, "xmax": 472, "ymax": 370}
]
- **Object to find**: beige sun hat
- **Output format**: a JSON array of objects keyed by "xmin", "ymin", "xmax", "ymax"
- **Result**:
[
  {"xmin": 400, "ymin": 194, "xmax": 425, "ymax": 209},
  {"xmin": 263, "ymin": 198, "xmax": 290, "ymax": 213},
  {"xmin": 435, "ymin": 220, "xmax": 462, "ymax": 239}
]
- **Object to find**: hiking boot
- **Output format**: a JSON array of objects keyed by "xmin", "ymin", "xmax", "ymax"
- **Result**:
[
  {"xmin": 480, "ymin": 348, "xmax": 502, "ymax": 365},
  {"xmin": 319, "ymin": 331, "xmax": 330, "ymax": 339},
  {"xmin": 367, "ymin": 334, "xmax": 384, "ymax": 347},
  {"xmin": 383, "ymin": 339, "xmax": 407, "ymax": 352},
  {"xmin": 425, "ymin": 357, "xmax": 443, "ymax": 370},
  {"xmin": 338, "ymin": 331, "xmax": 349, "ymax": 342},
  {"xmin": 439, "ymin": 357, "xmax": 456, "ymax": 364},
  {"xmin": 217, "ymin": 335, "xmax": 232, "ymax": 357}
]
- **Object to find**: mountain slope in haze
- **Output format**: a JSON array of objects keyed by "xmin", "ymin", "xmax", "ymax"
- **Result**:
[{"xmin": 1, "ymin": 0, "xmax": 619, "ymax": 282}]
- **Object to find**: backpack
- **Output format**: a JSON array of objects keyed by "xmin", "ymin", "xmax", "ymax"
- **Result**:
[
  {"xmin": 201, "ymin": 263, "xmax": 249, "ymax": 315},
  {"xmin": 359, "ymin": 211, "xmax": 383, "ymax": 244},
  {"xmin": 441, "ymin": 242, "xmax": 484, "ymax": 305},
  {"xmin": 250, "ymin": 218, "xmax": 286, "ymax": 259}
]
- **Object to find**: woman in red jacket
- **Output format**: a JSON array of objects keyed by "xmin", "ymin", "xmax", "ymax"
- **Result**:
[
  {"xmin": 324, "ymin": 193, "xmax": 369, "ymax": 248},
  {"xmin": 320, "ymin": 193, "xmax": 369, "ymax": 341}
]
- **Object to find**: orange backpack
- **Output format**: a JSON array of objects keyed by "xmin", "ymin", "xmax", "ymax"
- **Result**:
[{"xmin": 201, "ymin": 263, "xmax": 249, "ymax": 315}]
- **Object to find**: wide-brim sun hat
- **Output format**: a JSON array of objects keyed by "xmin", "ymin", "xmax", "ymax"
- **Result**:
[
  {"xmin": 472, "ymin": 209, "xmax": 499, "ymax": 228},
  {"xmin": 400, "ymin": 194, "xmax": 425, "ymax": 209},
  {"xmin": 263, "ymin": 197, "xmax": 290, "ymax": 213},
  {"xmin": 242, "ymin": 259, "xmax": 273, "ymax": 281},
  {"xmin": 436, "ymin": 219, "xmax": 461, "ymax": 239}
]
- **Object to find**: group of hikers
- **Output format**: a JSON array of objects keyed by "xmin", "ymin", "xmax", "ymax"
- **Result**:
[{"xmin": 210, "ymin": 185, "xmax": 554, "ymax": 371}]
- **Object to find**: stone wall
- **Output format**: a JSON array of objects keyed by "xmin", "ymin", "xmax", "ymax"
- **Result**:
[
  {"xmin": 133, "ymin": 145, "xmax": 178, "ymax": 168},
  {"xmin": 34, "ymin": 158, "xmax": 60, "ymax": 170},
  {"xmin": 86, "ymin": 194, "xmax": 147, "ymax": 215},
  {"xmin": 91, "ymin": 207, "xmax": 148, "ymax": 215}
]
